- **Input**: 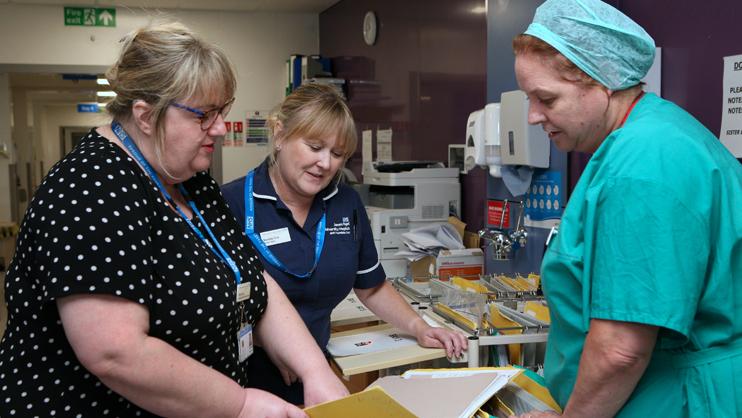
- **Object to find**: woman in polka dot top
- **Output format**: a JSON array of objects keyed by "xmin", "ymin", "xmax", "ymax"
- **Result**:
[{"xmin": 0, "ymin": 22, "xmax": 347, "ymax": 417}]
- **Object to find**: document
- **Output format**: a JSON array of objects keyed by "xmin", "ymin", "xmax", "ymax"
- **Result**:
[
  {"xmin": 396, "ymin": 223, "xmax": 465, "ymax": 261},
  {"xmin": 327, "ymin": 328, "xmax": 418, "ymax": 357},
  {"xmin": 368, "ymin": 368, "xmax": 522, "ymax": 418},
  {"xmin": 721, "ymin": 54, "xmax": 742, "ymax": 157},
  {"xmin": 305, "ymin": 367, "xmax": 561, "ymax": 418}
]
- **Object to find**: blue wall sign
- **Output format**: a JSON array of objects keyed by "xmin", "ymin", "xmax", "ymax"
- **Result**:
[
  {"xmin": 524, "ymin": 170, "xmax": 563, "ymax": 221},
  {"xmin": 77, "ymin": 103, "xmax": 99, "ymax": 113}
]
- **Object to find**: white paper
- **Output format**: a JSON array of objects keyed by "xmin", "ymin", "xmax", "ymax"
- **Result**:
[
  {"xmin": 377, "ymin": 128, "xmax": 393, "ymax": 161},
  {"xmin": 362, "ymin": 129, "xmax": 373, "ymax": 165},
  {"xmin": 395, "ymin": 223, "xmax": 465, "ymax": 262},
  {"xmin": 327, "ymin": 329, "xmax": 417, "ymax": 357},
  {"xmin": 401, "ymin": 368, "xmax": 520, "ymax": 380},
  {"xmin": 330, "ymin": 291, "xmax": 376, "ymax": 325},
  {"xmin": 720, "ymin": 54, "xmax": 742, "ymax": 157}
]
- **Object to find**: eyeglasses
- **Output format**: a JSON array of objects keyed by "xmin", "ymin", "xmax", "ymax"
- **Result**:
[{"xmin": 171, "ymin": 97, "xmax": 235, "ymax": 131}]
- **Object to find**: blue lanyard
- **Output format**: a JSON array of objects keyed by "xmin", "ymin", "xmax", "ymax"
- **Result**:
[
  {"xmin": 243, "ymin": 170, "xmax": 326, "ymax": 279},
  {"xmin": 111, "ymin": 121, "xmax": 242, "ymax": 284}
]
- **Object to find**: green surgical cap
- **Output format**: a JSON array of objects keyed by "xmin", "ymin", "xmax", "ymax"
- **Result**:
[{"xmin": 524, "ymin": 0, "xmax": 655, "ymax": 90}]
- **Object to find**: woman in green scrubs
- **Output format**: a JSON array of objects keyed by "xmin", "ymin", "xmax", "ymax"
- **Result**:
[{"xmin": 511, "ymin": 1, "xmax": 742, "ymax": 417}]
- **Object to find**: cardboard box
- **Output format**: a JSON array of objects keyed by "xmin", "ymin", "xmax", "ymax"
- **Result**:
[
  {"xmin": 409, "ymin": 248, "xmax": 483, "ymax": 280},
  {"xmin": 437, "ymin": 248, "xmax": 484, "ymax": 280}
]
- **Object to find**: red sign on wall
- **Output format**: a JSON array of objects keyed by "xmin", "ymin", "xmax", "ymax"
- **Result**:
[{"xmin": 487, "ymin": 200, "xmax": 510, "ymax": 229}]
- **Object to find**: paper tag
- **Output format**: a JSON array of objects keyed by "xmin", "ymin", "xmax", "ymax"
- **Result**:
[
  {"xmin": 238, "ymin": 324, "xmax": 253, "ymax": 362},
  {"xmin": 259, "ymin": 227, "xmax": 291, "ymax": 246},
  {"xmin": 236, "ymin": 282, "xmax": 251, "ymax": 302}
]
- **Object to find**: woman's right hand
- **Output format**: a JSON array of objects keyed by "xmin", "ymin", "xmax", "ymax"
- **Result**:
[{"xmin": 237, "ymin": 388, "xmax": 308, "ymax": 418}]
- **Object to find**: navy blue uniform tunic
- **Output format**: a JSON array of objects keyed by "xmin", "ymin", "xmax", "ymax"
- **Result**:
[{"xmin": 221, "ymin": 160, "xmax": 385, "ymax": 403}]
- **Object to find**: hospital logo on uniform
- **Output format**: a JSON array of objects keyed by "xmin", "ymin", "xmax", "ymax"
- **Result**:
[{"xmin": 327, "ymin": 217, "xmax": 351, "ymax": 236}]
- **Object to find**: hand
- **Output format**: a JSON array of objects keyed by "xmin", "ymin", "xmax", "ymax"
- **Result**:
[
  {"xmin": 414, "ymin": 323, "xmax": 468, "ymax": 359},
  {"xmin": 302, "ymin": 368, "xmax": 349, "ymax": 407},
  {"xmin": 509, "ymin": 410, "xmax": 561, "ymax": 418},
  {"xmin": 237, "ymin": 388, "xmax": 307, "ymax": 418}
]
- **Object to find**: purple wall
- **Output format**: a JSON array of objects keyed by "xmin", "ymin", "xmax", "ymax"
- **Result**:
[
  {"xmin": 620, "ymin": 0, "xmax": 742, "ymax": 135},
  {"xmin": 320, "ymin": 0, "xmax": 488, "ymax": 231}
]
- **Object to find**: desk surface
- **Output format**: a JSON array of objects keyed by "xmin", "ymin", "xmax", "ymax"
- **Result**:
[{"xmin": 330, "ymin": 323, "xmax": 447, "ymax": 376}]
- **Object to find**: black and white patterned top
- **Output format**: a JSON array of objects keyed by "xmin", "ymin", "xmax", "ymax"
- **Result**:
[{"xmin": 0, "ymin": 129, "xmax": 268, "ymax": 417}]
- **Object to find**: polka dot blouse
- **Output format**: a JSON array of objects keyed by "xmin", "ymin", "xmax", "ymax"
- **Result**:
[{"xmin": 0, "ymin": 129, "xmax": 268, "ymax": 417}]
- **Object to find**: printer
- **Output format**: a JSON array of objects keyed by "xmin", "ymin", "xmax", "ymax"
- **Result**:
[{"xmin": 360, "ymin": 161, "xmax": 461, "ymax": 278}]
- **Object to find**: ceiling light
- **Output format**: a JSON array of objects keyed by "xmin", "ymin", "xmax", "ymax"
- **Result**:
[
  {"xmin": 97, "ymin": 78, "xmax": 109, "ymax": 85},
  {"xmin": 96, "ymin": 91, "xmax": 116, "ymax": 97}
]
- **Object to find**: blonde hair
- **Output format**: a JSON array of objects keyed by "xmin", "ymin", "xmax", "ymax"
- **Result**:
[
  {"xmin": 268, "ymin": 84, "xmax": 357, "ymax": 167},
  {"xmin": 105, "ymin": 22, "xmax": 236, "ymax": 180}
]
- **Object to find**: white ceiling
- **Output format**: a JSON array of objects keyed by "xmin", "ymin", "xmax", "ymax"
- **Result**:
[{"xmin": 0, "ymin": 0, "xmax": 341, "ymax": 13}]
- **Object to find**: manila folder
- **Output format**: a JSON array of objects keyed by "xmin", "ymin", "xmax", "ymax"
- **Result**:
[
  {"xmin": 304, "ymin": 386, "xmax": 416, "ymax": 418},
  {"xmin": 368, "ymin": 373, "xmax": 512, "ymax": 418}
]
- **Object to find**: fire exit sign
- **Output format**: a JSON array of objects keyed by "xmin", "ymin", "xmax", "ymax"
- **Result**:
[{"xmin": 64, "ymin": 7, "xmax": 116, "ymax": 27}]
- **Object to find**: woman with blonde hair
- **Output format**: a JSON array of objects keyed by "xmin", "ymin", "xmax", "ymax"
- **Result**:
[
  {"xmin": 222, "ymin": 83, "xmax": 468, "ymax": 404},
  {"xmin": 0, "ymin": 22, "xmax": 347, "ymax": 417}
]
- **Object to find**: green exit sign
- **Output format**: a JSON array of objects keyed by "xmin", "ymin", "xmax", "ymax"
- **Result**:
[{"xmin": 64, "ymin": 7, "xmax": 116, "ymax": 27}]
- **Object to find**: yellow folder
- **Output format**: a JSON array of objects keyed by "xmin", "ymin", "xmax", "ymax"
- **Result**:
[
  {"xmin": 489, "ymin": 304, "xmax": 523, "ymax": 364},
  {"xmin": 304, "ymin": 386, "xmax": 416, "ymax": 418}
]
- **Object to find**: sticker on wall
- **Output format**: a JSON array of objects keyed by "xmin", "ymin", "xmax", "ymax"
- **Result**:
[
  {"xmin": 486, "ymin": 200, "xmax": 511, "ymax": 229},
  {"xmin": 223, "ymin": 122, "xmax": 233, "ymax": 147},
  {"xmin": 233, "ymin": 121, "xmax": 244, "ymax": 147},
  {"xmin": 247, "ymin": 110, "xmax": 269, "ymax": 144},
  {"xmin": 524, "ymin": 171, "xmax": 563, "ymax": 221}
]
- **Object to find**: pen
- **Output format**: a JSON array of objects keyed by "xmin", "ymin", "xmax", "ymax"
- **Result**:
[{"xmin": 352, "ymin": 209, "xmax": 357, "ymax": 241}]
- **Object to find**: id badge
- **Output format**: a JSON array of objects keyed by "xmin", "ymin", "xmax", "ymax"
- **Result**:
[
  {"xmin": 238, "ymin": 324, "xmax": 253, "ymax": 363},
  {"xmin": 236, "ymin": 282, "xmax": 251, "ymax": 302}
]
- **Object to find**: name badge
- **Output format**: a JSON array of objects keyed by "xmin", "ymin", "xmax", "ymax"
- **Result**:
[
  {"xmin": 238, "ymin": 324, "xmax": 253, "ymax": 363},
  {"xmin": 259, "ymin": 227, "xmax": 291, "ymax": 246},
  {"xmin": 236, "ymin": 282, "xmax": 251, "ymax": 302}
]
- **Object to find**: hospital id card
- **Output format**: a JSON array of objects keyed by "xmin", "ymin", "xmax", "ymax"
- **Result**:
[
  {"xmin": 236, "ymin": 282, "xmax": 251, "ymax": 302},
  {"xmin": 259, "ymin": 227, "xmax": 291, "ymax": 246},
  {"xmin": 238, "ymin": 324, "xmax": 253, "ymax": 363}
]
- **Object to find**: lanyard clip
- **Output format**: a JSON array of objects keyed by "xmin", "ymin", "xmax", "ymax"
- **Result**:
[{"xmin": 545, "ymin": 225, "xmax": 559, "ymax": 247}]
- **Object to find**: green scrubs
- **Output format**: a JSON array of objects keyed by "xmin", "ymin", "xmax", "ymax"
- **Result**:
[{"xmin": 541, "ymin": 93, "xmax": 742, "ymax": 417}]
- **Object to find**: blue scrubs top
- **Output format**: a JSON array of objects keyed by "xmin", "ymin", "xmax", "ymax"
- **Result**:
[
  {"xmin": 222, "ymin": 160, "xmax": 386, "ymax": 350},
  {"xmin": 541, "ymin": 93, "xmax": 742, "ymax": 417}
]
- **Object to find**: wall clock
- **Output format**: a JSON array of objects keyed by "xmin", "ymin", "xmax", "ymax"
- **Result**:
[{"xmin": 363, "ymin": 11, "xmax": 378, "ymax": 46}]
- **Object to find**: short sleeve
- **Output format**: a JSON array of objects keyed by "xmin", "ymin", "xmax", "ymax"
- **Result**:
[
  {"xmin": 588, "ymin": 177, "xmax": 709, "ymax": 341},
  {"xmin": 32, "ymin": 151, "xmax": 154, "ymax": 306},
  {"xmin": 352, "ymin": 192, "xmax": 386, "ymax": 289},
  {"xmin": 221, "ymin": 177, "xmax": 247, "ymax": 230}
]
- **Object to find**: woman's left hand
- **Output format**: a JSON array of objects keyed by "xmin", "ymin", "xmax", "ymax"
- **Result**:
[
  {"xmin": 415, "ymin": 325, "xmax": 468, "ymax": 359},
  {"xmin": 302, "ymin": 369, "xmax": 349, "ymax": 407},
  {"xmin": 509, "ymin": 410, "xmax": 561, "ymax": 418}
]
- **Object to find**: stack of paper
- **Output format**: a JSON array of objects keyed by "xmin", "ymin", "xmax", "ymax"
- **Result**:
[
  {"xmin": 370, "ymin": 368, "xmax": 521, "ymax": 418},
  {"xmin": 305, "ymin": 367, "xmax": 561, "ymax": 418},
  {"xmin": 396, "ymin": 223, "xmax": 465, "ymax": 262}
]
